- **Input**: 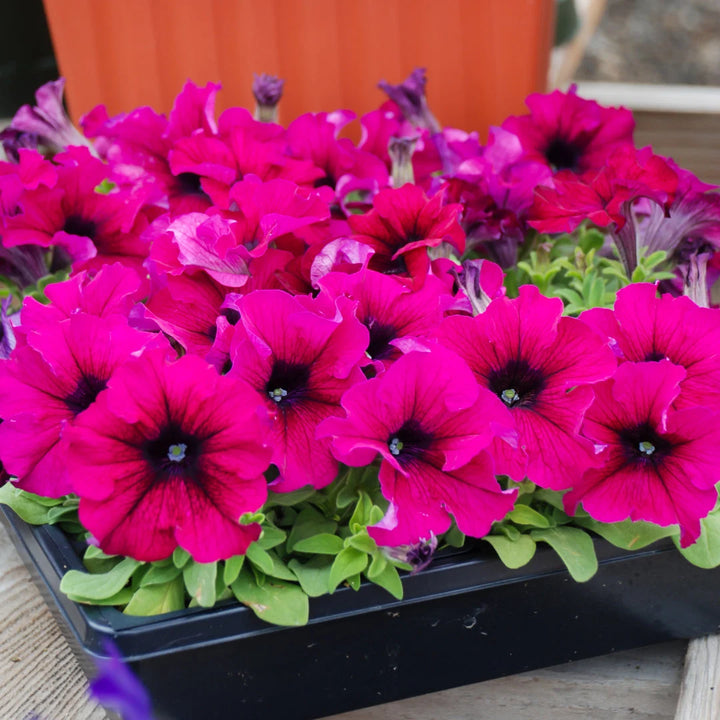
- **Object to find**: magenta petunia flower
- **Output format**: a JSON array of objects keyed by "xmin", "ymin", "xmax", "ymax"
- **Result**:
[
  {"xmin": 529, "ymin": 146, "xmax": 679, "ymax": 275},
  {"xmin": 66, "ymin": 350, "xmax": 272, "ymax": 562},
  {"xmin": 0, "ymin": 314, "xmax": 153, "ymax": 496},
  {"xmin": 227, "ymin": 289, "xmax": 368, "ymax": 492},
  {"xmin": 317, "ymin": 267, "xmax": 452, "ymax": 371},
  {"xmin": 581, "ymin": 282, "xmax": 720, "ymax": 411},
  {"xmin": 18, "ymin": 262, "xmax": 145, "ymax": 334},
  {"xmin": 318, "ymin": 348, "xmax": 517, "ymax": 546},
  {"xmin": 139, "ymin": 272, "xmax": 227, "ymax": 356},
  {"xmin": 502, "ymin": 85, "xmax": 635, "ymax": 174},
  {"xmin": 564, "ymin": 361, "xmax": 720, "ymax": 547},
  {"xmin": 348, "ymin": 184, "xmax": 465, "ymax": 285},
  {"xmin": 436, "ymin": 285, "xmax": 617, "ymax": 488},
  {"xmin": 286, "ymin": 112, "xmax": 389, "ymax": 204},
  {"xmin": 2, "ymin": 147, "xmax": 151, "ymax": 275}
]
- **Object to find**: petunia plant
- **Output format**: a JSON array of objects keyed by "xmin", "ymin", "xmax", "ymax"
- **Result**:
[{"xmin": 2, "ymin": 71, "xmax": 720, "ymax": 627}]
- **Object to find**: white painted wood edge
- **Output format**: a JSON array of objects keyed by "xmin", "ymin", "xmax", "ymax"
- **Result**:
[
  {"xmin": 674, "ymin": 635, "xmax": 720, "ymax": 720},
  {"xmin": 570, "ymin": 82, "xmax": 720, "ymax": 113}
]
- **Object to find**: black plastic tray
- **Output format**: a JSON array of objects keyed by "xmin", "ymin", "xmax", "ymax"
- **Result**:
[{"xmin": 3, "ymin": 505, "xmax": 719, "ymax": 720}]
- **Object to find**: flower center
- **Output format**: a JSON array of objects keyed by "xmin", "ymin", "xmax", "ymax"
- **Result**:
[
  {"xmin": 366, "ymin": 318, "xmax": 397, "ymax": 361},
  {"xmin": 62, "ymin": 215, "xmax": 97, "ymax": 240},
  {"xmin": 265, "ymin": 360, "xmax": 311, "ymax": 407},
  {"xmin": 143, "ymin": 425, "xmax": 201, "ymax": 481},
  {"xmin": 167, "ymin": 443, "xmax": 188, "ymax": 462},
  {"xmin": 545, "ymin": 137, "xmax": 581, "ymax": 172},
  {"xmin": 386, "ymin": 419, "xmax": 433, "ymax": 464},
  {"xmin": 638, "ymin": 440, "xmax": 655, "ymax": 456},
  {"xmin": 488, "ymin": 360, "xmax": 545, "ymax": 409},
  {"xmin": 64, "ymin": 373, "xmax": 107, "ymax": 415},
  {"xmin": 619, "ymin": 423, "xmax": 671, "ymax": 465}
]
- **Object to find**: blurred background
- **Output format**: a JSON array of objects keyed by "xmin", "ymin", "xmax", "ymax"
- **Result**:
[{"xmin": 2, "ymin": 0, "xmax": 720, "ymax": 179}]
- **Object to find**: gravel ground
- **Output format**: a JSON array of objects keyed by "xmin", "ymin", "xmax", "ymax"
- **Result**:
[{"xmin": 576, "ymin": 0, "xmax": 720, "ymax": 85}]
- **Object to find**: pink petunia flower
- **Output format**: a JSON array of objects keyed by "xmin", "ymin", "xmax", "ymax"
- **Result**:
[
  {"xmin": 66, "ymin": 350, "xmax": 272, "ymax": 562},
  {"xmin": 227, "ymin": 289, "xmax": 368, "ymax": 491},
  {"xmin": 317, "ymin": 267, "xmax": 453, "ymax": 372},
  {"xmin": 0, "ymin": 314, "xmax": 153, "ymax": 496},
  {"xmin": 348, "ymin": 184, "xmax": 465, "ymax": 286},
  {"xmin": 436, "ymin": 285, "xmax": 617, "ymax": 488},
  {"xmin": 502, "ymin": 85, "xmax": 635, "ymax": 174},
  {"xmin": 564, "ymin": 361, "xmax": 720, "ymax": 547},
  {"xmin": 318, "ymin": 348, "xmax": 517, "ymax": 547},
  {"xmin": 581, "ymin": 282, "xmax": 720, "ymax": 410}
]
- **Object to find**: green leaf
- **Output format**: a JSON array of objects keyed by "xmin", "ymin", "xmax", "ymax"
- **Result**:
[
  {"xmin": 574, "ymin": 516, "xmax": 676, "ymax": 550},
  {"xmin": 345, "ymin": 532, "xmax": 377, "ymax": 554},
  {"xmin": 285, "ymin": 506, "xmax": 338, "ymax": 551},
  {"xmin": 366, "ymin": 552, "xmax": 388, "ymax": 579},
  {"xmin": 256, "ymin": 525, "xmax": 287, "ymax": 550},
  {"xmin": 531, "ymin": 526, "xmax": 598, "ymax": 582},
  {"xmin": 292, "ymin": 533, "xmax": 344, "ymax": 555},
  {"xmin": 367, "ymin": 563, "xmax": 403, "ymax": 599},
  {"xmin": 506, "ymin": 505, "xmax": 551, "ymax": 528},
  {"xmin": 328, "ymin": 547, "xmax": 368, "ymax": 592},
  {"xmin": 287, "ymin": 557, "xmax": 334, "ymax": 597},
  {"xmin": 172, "ymin": 547, "xmax": 191, "ymax": 569},
  {"xmin": 349, "ymin": 491, "xmax": 374, "ymax": 530},
  {"xmin": 231, "ymin": 568, "xmax": 309, "ymax": 626},
  {"xmin": 483, "ymin": 534, "xmax": 537, "ymax": 568},
  {"xmin": 223, "ymin": 555, "xmax": 245, "ymax": 586},
  {"xmin": 140, "ymin": 564, "xmax": 182, "ymax": 587},
  {"xmin": 60, "ymin": 556, "xmax": 140, "ymax": 601},
  {"xmin": 183, "ymin": 561, "xmax": 218, "ymax": 607},
  {"xmin": 676, "ymin": 508, "xmax": 720, "ymax": 568},
  {"xmin": 94, "ymin": 178, "xmax": 117, "ymax": 194},
  {"xmin": 124, "ymin": 576, "xmax": 186, "ymax": 615},
  {"xmin": 264, "ymin": 485, "xmax": 317, "ymax": 508},
  {"xmin": 261, "ymin": 550, "xmax": 298, "ymax": 582},
  {"xmin": 65, "ymin": 587, "xmax": 135, "ymax": 606},
  {"xmin": 245, "ymin": 543, "xmax": 275, "ymax": 574},
  {"xmin": 0, "ymin": 485, "xmax": 59, "ymax": 524}
]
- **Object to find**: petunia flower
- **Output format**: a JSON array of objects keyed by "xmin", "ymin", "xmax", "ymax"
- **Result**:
[
  {"xmin": 317, "ymin": 267, "xmax": 453, "ymax": 372},
  {"xmin": 564, "ymin": 361, "xmax": 720, "ymax": 548},
  {"xmin": 348, "ymin": 184, "xmax": 465, "ymax": 286},
  {"xmin": 581, "ymin": 282, "xmax": 720, "ymax": 411},
  {"xmin": 0, "ymin": 314, "xmax": 153, "ymax": 497},
  {"xmin": 227, "ymin": 289, "xmax": 368, "ymax": 492},
  {"xmin": 501, "ymin": 85, "xmax": 635, "ymax": 174},
  {"xmin": 66, "ymin": 349, "xmax": 272, "ymax": 562},
  {"xmin": 436, "ymin": 285, "xmax": 617, "ymax": 488},
  {"xmin": 318, "ymin": 348, "xmax": 517, "ymax": 547}
]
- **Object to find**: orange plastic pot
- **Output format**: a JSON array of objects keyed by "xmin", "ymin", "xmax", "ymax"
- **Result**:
[{"xmin": 43, "ymin": 0, "xmax": 555, "ymax": 139}]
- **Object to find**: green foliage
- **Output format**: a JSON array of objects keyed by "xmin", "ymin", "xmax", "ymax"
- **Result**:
[{"xmin": 505, "ymin": 226, "xmax": 674, "ymax": 315}]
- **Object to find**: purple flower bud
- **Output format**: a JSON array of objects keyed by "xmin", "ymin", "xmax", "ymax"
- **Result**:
[
  {"xmin": 0, "ymin": 296, "xmax": 16, "ymax": 360},
  {"xmin": 0, "ymin": 244, "xmax": 51, "ymax": 290},
  {"xmin": 378, "ymin": 68, "xmax": 440, "ymax": 134},
  {"xmin": 452, "ymin": 259, "xmax": 498, "ymax": 316},
  {"xmin": 676, "ymin": 238, "xmax": 716, "ymax": 308},
  {"xmin": 7, "ymin": 78, "xmax": 92, "ymax": 156},
  {"xmin": 385, "ymin": 534, "xmax": 438, "ymax": 574},
  {"xmin": 89, "ymin": 639, "xmax": 154, "ymax": 720},
  {"xmin": 388, "ymin": 135, "xmax": 418, "ymax": 187},
  {"xmin": 0, "ymin": 127, "xmax": 40, "ymax": 163},
  {"xmin": 252, "ymin": 73, "xmax": 285, "ymax": 123}
]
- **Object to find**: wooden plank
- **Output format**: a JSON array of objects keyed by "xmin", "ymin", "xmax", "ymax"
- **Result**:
[
  {"xmin": 674, "ymin": 635, "xmax": 720, "ymax": 720},
  {"xmin": 0, "ymin": 520, "xmax": 108, "ymax": 720}
]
